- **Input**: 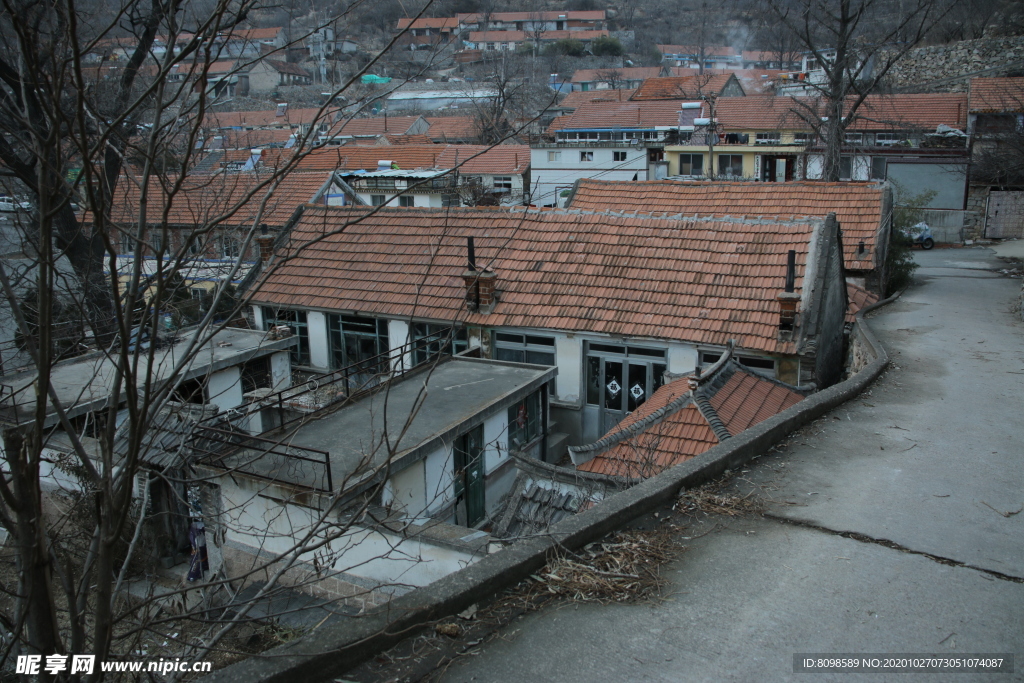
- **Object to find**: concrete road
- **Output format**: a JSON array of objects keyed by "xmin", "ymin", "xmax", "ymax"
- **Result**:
[{"xmin": 438, "ymin": 247, "xmax": 1024, "ymax": 683}]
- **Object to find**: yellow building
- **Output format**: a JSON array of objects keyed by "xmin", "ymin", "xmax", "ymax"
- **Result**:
[{"xmin": 665, "ymin": 95, "xmax": 811, "ymax": 182}]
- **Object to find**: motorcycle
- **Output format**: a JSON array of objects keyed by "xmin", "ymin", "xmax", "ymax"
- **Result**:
[{"xmin": 902, "ymin": 221, "xmax": 935, "ymax": 250}]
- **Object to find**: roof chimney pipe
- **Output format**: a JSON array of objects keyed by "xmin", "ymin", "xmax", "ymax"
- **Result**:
[
  {"xmin": 467, "ymin": 236, "xmax": 477, "ymax": 271},
  {"xmin": 784, "ymin": 249, "xmax": 796, "ymax": 293}
]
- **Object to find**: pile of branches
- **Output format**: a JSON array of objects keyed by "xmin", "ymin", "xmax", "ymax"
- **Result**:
[
  {"xmin": 523, "ymin": 529, "xmax": 678, "ymax": 604},
  {"xmin": 675, "ymin": 478, "xmax": 764, "ymax": 518}
]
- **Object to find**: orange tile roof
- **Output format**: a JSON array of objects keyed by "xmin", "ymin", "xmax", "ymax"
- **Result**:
[
  {"xmin": 577, "ymin": 363, "xmax": 802, "ymax": 477},
  {"xmin": 334, "ymin": 115, "xmax": 426, "ymax": 137},
  {"xmin": 468, "ymin": 29, "xmax": 608, "ymax": 42},
  {"xmin": 968, "ymin": 77, "xmax": 1024, "ymax": 113},
  {"xmin": 556, "ymin": 100, "xmax": 697, "ymax": 129},
  {"xmin": 211, "ymin": 128, "xmax": 297, "ymax": 149},
  {"xmin": 103, "ymin": 171, "xmax": 332, "ymax": 229},
  {"xmin": 845, "ymin": 281, "xmax": 879, "ymax": 323},
  {"xmin": 567, "ymin": 179, "xmax": 886, "ymax": 271},
  {"xmin": 205, "ymin": 107, "xmax": 334, "ymax": 129},
  {"xmin": 631, "ymin": 74, "xmax": 739, "ymax": 100},
  {"xmin": 264, "ymin": 59, "xmax": 311, "ymax": 78},
  {"xmin": 459, "ymin": 10, "xmax": 605, "ymax": 22},
  {"xmin": 252, "ymin": 206, "xmax": 819, "ymax": 354},
  {"xmin": 847, "ymin": 94, "xmax": 967, "ymax": 131},
  {"xmin": 558, "ymin": 89, "xmax": 636, "ymax": 109},
  {"xmin": 396, "ymin": 17, "xmax": 460, "ymax": 30},
  {"xmin": 221, "ymin": 27, "xmax": 282, "ymax": 41},
  {"xmin": 285, "ymin": 144, "xmax": 529, "ymax": 174},
  {"xmin": 713, "ymin": 95, "xmax": 813, "ymax": 130},
  {"xmin": 670, "ymin": 68, "xmax": 783, "ymax": 95},
  {"xmin": 545, "ymin": 114, "xmax": 573, "ymax": 135},
  {"xmin": 426, "ymin": 116, "xmax": 479, "ymax": 140},
  {"xmin": 571, "ymin": 67, "xmax": 662, "ymax": 83}
]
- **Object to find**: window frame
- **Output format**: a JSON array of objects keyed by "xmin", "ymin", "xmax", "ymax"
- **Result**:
[
  {"xmin": 613, "ymin": 151, "xmax": 628, "ymax": 162},
  {"xmin": 494, "ymin": 331, "xmax": 556, "ymax": 366},
  {"xmin": 755, "ymin": 132, "xmax": 781, "ymax": 145},
  {"xmin": 579, "ymin": 151, "xmax": 594, "ymax": 162},
  {"xmin": 677, "ymin": 153, "xmax": 704, "ymax": 177},
  {"xmin": 507, "ymin": 389, "xmax": 543, "ymax": 450}
]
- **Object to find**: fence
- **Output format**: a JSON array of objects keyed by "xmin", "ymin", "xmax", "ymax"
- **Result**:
[{"xmin": 917, "ymin": 209, "xmax": 965, "ymax": 244}]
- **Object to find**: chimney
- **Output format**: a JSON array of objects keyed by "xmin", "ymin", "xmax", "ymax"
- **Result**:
[
  {"xmin": 461, "ymin": 237, "xmax": 497, "ymax": 314},
  {"xmin": 778, "ymin": 249, "xmax": 799, "ymax": 330},
  {"xmin": 256, "ymin": 223, "xmax": 273, "ymax": 263}
]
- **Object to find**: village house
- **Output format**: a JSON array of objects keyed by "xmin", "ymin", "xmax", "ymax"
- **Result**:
[
  {"xmin": 565, "ymin": 178, "xmax": 892, "ymax": 293},
  {"xmin": 246, "ymin": 204, "xmax": 848, "ymax": 447},
  {"xmin": 629, "ymin": 73, "xmax": 745, "ymax": 100},
  {"xmin": 657, "ymin": 45, "xmax": 743, "ymax": 70},
  {"xmin": 965, "ymin": 76, "xmax": 1024, "ymax": 240},
  {"xmin": 425, "ymin": 116, "xmax": 482, "ymax": 144},
  {"xmin": 570, "ymin": 67, "xmax": 665, "ymax": 92},
  {"xmin": 456, "ymin": 10, "xmax": 607, "ymax": 33},
  {"xmin": 285, "ymin": 144, "xmax": 531, "ymax": 205},
  {"xmin": 463, "ymin": 29, "xmax": 610, "ymax": 53},
  {"xmin": 242, "ymin": 59, "xmax": 313, "ymax": 95},
  {"xmin": 395, "ymin": 17, "xmax": 461, "ymax": 53},
  {"xmin": 532, "ymin": 99, "xmax": 702, "ymax": 206}
]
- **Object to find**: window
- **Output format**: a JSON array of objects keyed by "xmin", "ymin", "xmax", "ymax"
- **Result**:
[
  {"xmin": 370, "ymin": 195, "xmax": 386, "ymax": 206},
  {"xmin": 613, "ymin": 151, "xmax": 627, "ymax": 161},
  {"xmin": 412, "ymin": 323, "xmax": 467, "ymax": 365},
  {"xmin": 120, "ymin": 231, "xmax": 134, "ymax": 255},
  {"xmin": 547, "ymin": 151, "xmax": 561, "ymax": 162},
  {"xmin": 875, "ymin": 132, "xmax": 899, "ymax": 146},
  {"xmin": 398, "ymin": 195, "xmax": 415, "ymax": 207},
  {"xmin": 221, "ymin": 234, "xmax": 241, "ymax": 259},
  {"xmin": 495, "ymin": 332, "xmax": 555, "ymax": 365},
  {"xmin": 151, "ymin": 231, "xmax": 164, "ymax": 255},
  {"xmin": 718, "ymin": 154, "xmax": 744, "ymax": 178},
  {"xmin": 700, "ymin": 351, "xmax": 776, "ymax": 375},
  {"xmin": 794, "ymin": 133, "xmax": 811, "ymax": 144},
  {"xmin": 329, "ymin": 314, "xmax": 388, "ymax": 372},
  {"xmin": 755, "ymin": 132, "xmax": 780, "ymax": 145},
  {"xmin": 580, "ymin": 151, "xmax": 594, "ymax": 162},
  {"xmin": 723, "ymin": 133, "xmax": 749, "ymax": 144},
  {"xmin": 678, "ymin": 153, "xmax": 704, "ymax": 176},
  {"xmin": 839, "ymin": 155, "xmax": 853, "ymax": 180},
  {"xmin": 240, "ymin": 356, "xmax": 271, "ymax": 394},
  {"xmin": 487, "ymin": 42, "xmax": 496, "ymax": 50},
  {"xmin": 844, "ymin": 132, "xmax": 863, "ymax": 144},
  {"xmin": 263, "ymin": 308, "xmax": 310, "ymax": 365},
  {"xmin": 871, "ymin": 156, "xmax": 887, "ymax": 180},
  {"xmin": 493, "ymin": 176, "xmax": 512, "ymax": 189},
  {"xmin": 508, "ymin": 389, "xmax": 543, "ymax": 449}
]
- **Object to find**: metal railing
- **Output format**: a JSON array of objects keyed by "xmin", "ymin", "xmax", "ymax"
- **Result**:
[{"xmin": 190, "ymin": 328, "xmax": 460, "ymax": 492}]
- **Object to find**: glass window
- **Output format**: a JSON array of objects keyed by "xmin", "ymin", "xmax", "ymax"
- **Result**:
[
  {"xmin": 221, "ymin": 234, "xmax": 241, "ymax": 258},
  {"xmin": 871, "ymin": 156, "xmax": 887, "ymax": 180},
  {"xmin": 508, "ymin": 389, "xmax": 542, "ymax": 449},
  {"xmin": 328, "ymin": 314, "xmax": 388, "ymax": 371},
  {"xmin": 493, "ymin": 176, "xmax": 512, "ymax": 189},
  {"xmin": 875, "ymin": 133, "xmax": 899, "ymax": 146},
  {"xmin": 412, "ymin": 323, "xmax": 467, "ymax": 365},
  {"xmin": 371, "ymin": 195, "xmax": 386, "ymax": 206},
  {"xmin": 398, "ymin": 195, "xmax": 414, "ymax": 207},
  {"xmin": 678, "ymin": 154, "xmax": 704, "ymax": 176},
  {"xmin": 547, "ymin": 151, "xmax": 561, "ymax": 162},
  {"xmin": 613, "ymin": 151, "xmax": 627, "ymax": 162},
  {"xmin": 495, "ymin": 332, "xmax": 555, "ymax": 365},
  {"xmin": 580, "ymin": 151, "xmax": 594, "ymax": 162},
  {"xmin": 120, "ymin": 231, "xmax": 134, "ymax": 255},
  {"xmin": 839, "ymin": 155, "xmax": 853, "ymax": 179},
  {"xmin": 718, "ymin": 154, "xmax": 744, "ymax": 178},
  {"xmin": 755, "ymin": 132, "xmax": 780, "ymax": 145},
  {"xmin": 263, "ymin": 307, "xmax": 310, "ymax": 365}
]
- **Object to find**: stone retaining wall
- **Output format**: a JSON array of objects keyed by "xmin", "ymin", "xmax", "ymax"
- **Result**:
[{"xmin": 885, "ymin": 36, "xmax": 1024, "ymax": 92}]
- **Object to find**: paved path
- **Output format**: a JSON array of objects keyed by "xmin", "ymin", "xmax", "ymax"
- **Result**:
[{"xmin": 438, "ymin": 247, "xmax": 1024, "ymax": 683}]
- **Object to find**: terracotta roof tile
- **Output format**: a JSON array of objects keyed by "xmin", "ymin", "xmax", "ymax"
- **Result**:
[
  {"xmin": 468, "ymin": 29, "xmax": 608, "ymax": 42},
  {"xmin": 396, "ymin": 17, "xmax": 460, "ymax": 29},
  {"xmin": 204, "ymin": 107, "xmax": 334, "ymax": 129},
  {"xmin": 253, "ymin": 206, "xmax": 819, "ymax": 354},
  {"xmin": 425, "ymin": 116, "xmax": 479, "ymax": 141},
  {"xmin": 568, "ymin": 179, "xmax": 885, "ymax": 271},
  {"xmin": 709, "ymin": 370, "xmax": 803, "ymax": 434},
  {"xmin": 459, "ymin": 10, "xmax": 605, "ymax": 22},
  {"xmin": 281, "ymin": 144, "xmax": 528, "ymax": 174},
  {"xmin": 845, "ymin": 281, "xmax": 879, "ymax": 323},
  {"xmin": 968, "ymin": 77, "xmax": 1024, "ymax": 113},
  {"xmin": 558, "ymin": 89, "xmax": 637, "ymax": 109},
  {"xmin": 558, "ymin": 99, "xmax": 699, "ymax": 129},
  {"xmin": 631, "ymin": 74, "xmax": 738, "ymax": 100},
  {"xmin": 103, "ymin": 171, "xmax": 332, "ymax": 228}
]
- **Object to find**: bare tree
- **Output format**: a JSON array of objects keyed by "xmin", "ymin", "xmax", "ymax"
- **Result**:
[{"xmin": 765, "ymin": 0, "xmax": 953, "ymax": 181}]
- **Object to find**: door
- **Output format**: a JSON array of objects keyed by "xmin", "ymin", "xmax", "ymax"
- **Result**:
[
  {"xmin": 985, "ymin": 191, "xmax": 1024, "ymax": 238},
  {"xmin": 454, "ymin": 425, "xmax": 485, "ymax": 526},
  {"xmin": 586, "ymin": 350, "xmax": 667, "ymax": 438}
]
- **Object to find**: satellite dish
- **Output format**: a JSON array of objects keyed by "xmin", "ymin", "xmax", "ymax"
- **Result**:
[{"xmin": 632, "ymin": 137, "xmax": 644, "ymax": 149}]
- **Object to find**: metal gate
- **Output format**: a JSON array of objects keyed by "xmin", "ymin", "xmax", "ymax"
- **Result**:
[{"xmin": 986, "ymin": 191, "xmax": 1024, "ymax": 238}]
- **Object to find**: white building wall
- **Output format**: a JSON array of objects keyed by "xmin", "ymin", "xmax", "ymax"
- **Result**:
[
  {"xmin": 252, "ymin": 305, "xmax": 264, "ymax": 330},
  {"xmin": 667, "ymin": 342, "xmax": 699, "ymax": 375},
  {"xmin": 307, "ymin": 311, "xmax": 330, "ymax": 369},
  {"xmin": 530, "ymin": 146, "xmax": 648, "ymax": 207},
  {"xmin": 207, "ymin": 366, "xmax": 243, "ymax": 411},
  {"xmin": 423, "ymin": 439, "xmax": 455, "ymax": 514},
  {"xmin": 553, "ymin": 334, "xmax": 581, "ymax": 404},
  {"xmin": 270, "ymin": 351, "xmax": 291, "ymax": 390},
  {"xmin": 388, "ymin": 319, "xmax": 412, "ymax": 372}
]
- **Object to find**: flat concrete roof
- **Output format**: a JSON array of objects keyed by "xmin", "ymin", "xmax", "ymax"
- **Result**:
[
  {"xmin": 276, "ymin": 357, "xmax": 555, "ymax": 491},
  {"xmin": 0, "ymin": 327, "xmax": 294, "ymax": 427}
]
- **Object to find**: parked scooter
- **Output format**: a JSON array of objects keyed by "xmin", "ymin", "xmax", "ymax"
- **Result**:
[{"xmin": 902, "ymin": 221, "xmax": 935, "ymax": 250}]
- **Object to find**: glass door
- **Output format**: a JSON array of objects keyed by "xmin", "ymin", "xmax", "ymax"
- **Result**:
[{"xmin": 454, "ymin": 425, "xmax": 485, "ymax": 527}]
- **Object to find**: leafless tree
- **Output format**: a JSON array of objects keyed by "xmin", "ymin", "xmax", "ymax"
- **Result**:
[
  {"xmin": 0, "ymin": 0, "xmax": 559, "ymax": 677},
  {"xmin": 764, "ymin": 0, "xmax": 953, "ymax": 181}
]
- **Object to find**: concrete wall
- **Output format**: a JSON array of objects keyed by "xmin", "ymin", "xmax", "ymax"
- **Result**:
[
  {"xmin": 886, "ymin": 162, "xmax": 967, "ymax": 210},
  {"xmin": 530, "ymin": 146, "xmax": 648, "ymax": 207},
  {"xmin": 208, "ymin": 366, "xmax": 243, "ymax": 411},
  {"xmin": 307, "ymin": 311, "xmax": 330, "ymax": 370},
  {"xmin": 271, "ymin": 351, "xmax": 291, "ymax": 390}
]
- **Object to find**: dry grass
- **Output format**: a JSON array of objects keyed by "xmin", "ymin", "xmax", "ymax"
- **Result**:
[
  {"xmin": 520, "ymin": 528, "xmax": 680, "ymax": 605},
  {"xmin": 675, "ymin": 477, "xmax": 766, "ymax": 518}
]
